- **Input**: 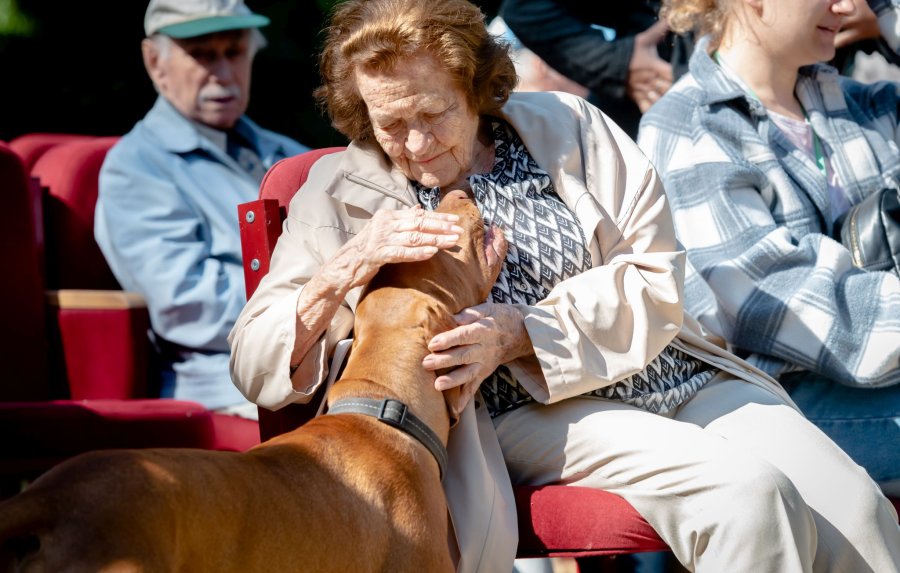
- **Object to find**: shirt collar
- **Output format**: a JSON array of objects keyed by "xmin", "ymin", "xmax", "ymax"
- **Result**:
[
  {"xmin": 194, "ymin": 120, "xmax": 229, "ymax": 155},
  {"xmin": 143, "ymin": 96, "xmax": 278, "ymax": 161}
]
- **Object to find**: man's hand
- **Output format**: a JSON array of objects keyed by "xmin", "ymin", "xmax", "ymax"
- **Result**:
[{"xmin": 627, "ymin": 20, "xmax": 673, "ymax": 112}]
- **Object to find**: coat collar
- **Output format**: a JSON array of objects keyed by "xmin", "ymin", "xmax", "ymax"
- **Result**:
[
  {"xmin": 688, "ymin": 36, "xmax": 867, "ymax": 233},
  {"xmin": 326, "ymin": 140, "xmax": 419, "ymax": 211}
]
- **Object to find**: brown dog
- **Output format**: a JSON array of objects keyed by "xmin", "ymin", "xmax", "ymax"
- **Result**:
[{"xmin": 0, "ymin": 190, "xmax": 505, "ymax": 573}]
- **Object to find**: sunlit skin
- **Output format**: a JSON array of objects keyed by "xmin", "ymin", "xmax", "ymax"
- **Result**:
[
  {"xmin": 354, "ymin": 53, "xmax": 492, "ymax": 190},
  {"xmin": 142, "ymin": 29, "xmax": 254, "ymax": 130},
  {"xmin": 716, "ymin": 0, "xmax": 856, "ymax": 119}
]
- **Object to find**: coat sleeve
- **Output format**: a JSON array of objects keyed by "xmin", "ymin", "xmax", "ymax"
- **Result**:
[{"xmin": 228, "ymin": 186, "xmax": 357, "ymax": 411}]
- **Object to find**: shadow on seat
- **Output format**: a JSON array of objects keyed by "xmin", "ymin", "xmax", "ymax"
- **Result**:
[{"xmin": 237, "ymin": 148, "xmax": 671, "ymax": 561}]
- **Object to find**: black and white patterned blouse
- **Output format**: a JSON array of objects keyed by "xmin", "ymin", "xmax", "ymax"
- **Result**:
[{"xmin": 414, "ymin": 119, "xmax": 714, "ymax": 418}]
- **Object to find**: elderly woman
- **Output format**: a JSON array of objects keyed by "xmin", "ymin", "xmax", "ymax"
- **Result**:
[
  {"xmin": 229, "ymin": 0, "xmax": 900, "ymax": 570},
  {"xmin": 638, "ymin": 0, "xmax": 900, "ymax": 495}
]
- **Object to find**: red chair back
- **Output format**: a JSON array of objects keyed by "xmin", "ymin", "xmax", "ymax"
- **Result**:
[
  {"xmin": 0, "ymin": 143, "xmax": 50, "ymax": 400},
  {"xmin": 28, "ymin": 136, "xmax": 154, "ymax": 400},
  {"xmin": 31, "ymin": 136, "xmax": 121, "ymax": 290},
  {"xmin": 259, "ymin": 146, "xmax": 347, "ymax": 210},
  {"xmin": 9, "ymin": 133, "xmax": 97, "ymax": 173}
]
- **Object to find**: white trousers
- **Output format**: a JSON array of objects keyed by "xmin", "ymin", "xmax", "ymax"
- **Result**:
[{"xmin": 493, "ymin": 373, "xmax": 900, "ymax": 572}]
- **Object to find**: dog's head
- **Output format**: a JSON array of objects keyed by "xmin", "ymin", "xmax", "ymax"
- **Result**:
[
  {"xmin": 430, "ymin": 189, "xmax": 507, "ymax": 310},
  {"xmin": 356, "ymin": 190, "xmax": 507, "ymax": 424},
  {"xmin": 362, "ymin": 189, "xmax": 506, "ymax": 317}
]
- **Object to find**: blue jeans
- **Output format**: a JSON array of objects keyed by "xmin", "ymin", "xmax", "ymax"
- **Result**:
[{"xmin": 780, "ymin": 371, "xmax": 900, "ymax": 482}]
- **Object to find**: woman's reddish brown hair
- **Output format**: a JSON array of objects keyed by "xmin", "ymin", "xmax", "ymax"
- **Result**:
[{"xmin": 315, "ymin": 0, "xmax": 517, "ymax": 143}]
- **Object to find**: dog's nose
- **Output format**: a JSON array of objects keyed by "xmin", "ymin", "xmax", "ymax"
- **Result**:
[{"xmin": 443, "ymin": 189, "xmax": 469, "ymax": 202}]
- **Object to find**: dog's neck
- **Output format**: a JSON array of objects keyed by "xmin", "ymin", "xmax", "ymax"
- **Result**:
[{"xmin": 327, "ymin": 288, "xmax": 457, "ymax": 446}]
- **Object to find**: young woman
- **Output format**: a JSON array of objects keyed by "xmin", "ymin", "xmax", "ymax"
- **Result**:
[{"xmin": 638, "ymin": 0, "xmax": 900, "ymax": 494}]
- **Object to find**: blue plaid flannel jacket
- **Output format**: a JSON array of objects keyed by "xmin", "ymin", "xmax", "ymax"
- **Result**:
[{"xmin": 637, "ymin": 35, "xmax": 900, "ymax": 387}]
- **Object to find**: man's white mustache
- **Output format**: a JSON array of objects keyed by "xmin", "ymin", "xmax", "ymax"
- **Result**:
[{"xmin": 199, "ymin": 86, "xmax": 241, "ymax": 102}]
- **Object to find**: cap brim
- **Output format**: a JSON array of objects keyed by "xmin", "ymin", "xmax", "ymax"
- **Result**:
[{"xmin": 158, "ymin": 14, "xmax": 270, "ymax": 39}]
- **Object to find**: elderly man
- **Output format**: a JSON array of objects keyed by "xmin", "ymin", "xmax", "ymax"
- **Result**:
[{"xmin": 95, "ymin": 0, "xmax": 309, "ymax": 418}]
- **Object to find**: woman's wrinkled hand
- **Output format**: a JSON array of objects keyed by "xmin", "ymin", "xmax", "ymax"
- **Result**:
[
  {"xmin": 334, "ymin": 205, "xmax": 464, "ymax": 289},
  {"xmin": 422, "ymin": 302, "xmax": 532, "ymax": 413}
]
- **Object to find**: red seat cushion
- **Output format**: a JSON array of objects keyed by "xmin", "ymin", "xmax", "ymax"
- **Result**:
[
  {"xmin": 51, "ymin": 303, "xmax": 153, "ymax": 400},
  {"xmin": 515, "ymin": 485, "xmax": 667, "ymax": 558}
]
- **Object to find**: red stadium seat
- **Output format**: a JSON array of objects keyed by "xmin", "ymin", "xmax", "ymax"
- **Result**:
[
  {"xmin": 237, "ymin": 148, "xmax": 671, "ymax": 561},
  {"xmin": 0, "ymin": 140, "xmax": 259, "ymax": 497},
  {"xmin": 32, "ymin": 136, "xmax": 122, "ymax": 290},
  {"xmin": 0, "ymin": 142, "xmax": 50, "ymax": 402},
  {"xmin": 8, "ymin": 132, "xmax": 96, "ymax": 172}
]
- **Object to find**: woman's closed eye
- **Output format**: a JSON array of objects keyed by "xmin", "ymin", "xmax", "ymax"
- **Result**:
[{"xmin": 380, "ymin": 121, "xmax": 403, "ymax": 134}]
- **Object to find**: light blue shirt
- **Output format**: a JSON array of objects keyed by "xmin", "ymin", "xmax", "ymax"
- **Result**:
[{"xmin": 95, "ymin": 96, "xmax": 309, "ymax": 409}]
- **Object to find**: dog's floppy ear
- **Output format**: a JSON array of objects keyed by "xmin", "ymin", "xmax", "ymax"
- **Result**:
[{"xmin": 443, "ymin": 385, "xmax": 462, "ymax": 428}]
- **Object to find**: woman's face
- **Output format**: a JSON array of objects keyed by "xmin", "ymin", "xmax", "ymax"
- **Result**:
[
  {"xmin": 750, "ymin": 0, "xmax": 855, "ymax": 66},
  {"xmin": 354, "ymin": 53, "xmax": 482, "ymax": 189}
]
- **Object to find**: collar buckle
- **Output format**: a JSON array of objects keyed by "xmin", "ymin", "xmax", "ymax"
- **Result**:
[{"xmin": 377, "ymin": 399, "xmax": 408, "ymax": 428}]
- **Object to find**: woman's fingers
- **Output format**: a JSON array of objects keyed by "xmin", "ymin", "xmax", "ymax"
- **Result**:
[
  {"xmin": 434, "ymin": 363, "xmax": 481, "ymax": 391},
  {"xmin": 363, "ymin": 206, "xmax": 465, "ymax": 261},
  {"xmin": 336, "ymin": 206, "xmax": 466, "ymax": 288},
  {"xmin": 424, "ymin": 303, "xmax": 530, "ymax": 391}
]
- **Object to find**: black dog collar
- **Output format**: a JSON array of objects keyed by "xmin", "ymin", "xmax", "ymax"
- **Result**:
[{"xmin": 327, "ymin": 398, "xmax": 448, "ymax": 480}]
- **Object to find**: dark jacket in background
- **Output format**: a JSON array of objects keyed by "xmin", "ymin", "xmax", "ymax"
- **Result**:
[{"xmin": 500, "ymin": 0, "xmax": 693, "ymax": 137}]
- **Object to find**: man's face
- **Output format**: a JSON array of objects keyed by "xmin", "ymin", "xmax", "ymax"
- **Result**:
[{"xmin": 144, "ymin": 29, "xmax": 254, "ymax": 130}]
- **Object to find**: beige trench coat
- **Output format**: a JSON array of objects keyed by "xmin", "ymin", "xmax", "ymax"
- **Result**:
[{"xmin": 229, "ymin": 91, "xmax": 795, "ymax": 572}]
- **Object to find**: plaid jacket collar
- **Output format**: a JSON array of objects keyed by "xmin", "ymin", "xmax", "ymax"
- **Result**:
[{"xmin": 687, "ymin": 37, "xmax": 886, "ymax": 234}]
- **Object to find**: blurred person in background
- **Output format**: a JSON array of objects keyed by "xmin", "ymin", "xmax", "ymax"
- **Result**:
[{"xmin": 95, "ymin": 0, "xmax": 309, "ymax": 419}]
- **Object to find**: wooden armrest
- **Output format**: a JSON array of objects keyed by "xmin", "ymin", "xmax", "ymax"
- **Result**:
[{"xmin": 46, "ymin": 289, "xmax": 147, "ymax": 309}]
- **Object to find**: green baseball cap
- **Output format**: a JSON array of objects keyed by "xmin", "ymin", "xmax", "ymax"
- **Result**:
[{"xmin": 144, "ymin": 0, "xmax": 270, "ymax": 39}]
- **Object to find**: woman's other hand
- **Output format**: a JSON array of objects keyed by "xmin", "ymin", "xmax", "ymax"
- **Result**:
[
  {"xmin": 423, "ymin": 302, "xmax": 533, "ymax": 413},
  {"xmin": 627, "ymin": 20, "xmax": 674, "ymax": 112},
  {"xmin": 835, "ymin": 0, "xmax": 879, "ymax": 48},
  {"xmin": 333, "ymin": 205, "xmax": 464, "ymax": 289}
]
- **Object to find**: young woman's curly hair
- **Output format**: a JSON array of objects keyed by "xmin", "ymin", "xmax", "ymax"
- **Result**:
[
  {"xmin": 315, "ymin": 0, "xmax": 517, "ymax": 143},
  {"xmin": 662, "ymin": 0, "xmax": 730, "ymax": 48}
]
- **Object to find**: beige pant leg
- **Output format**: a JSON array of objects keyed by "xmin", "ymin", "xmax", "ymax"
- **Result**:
[
  {"xmin": 493, "ymin": 391, "xmax": 816, "ymax": 572},
  {"xmin": 676, "ymin": 376, "xmax": 900, "ymax": 573}
]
